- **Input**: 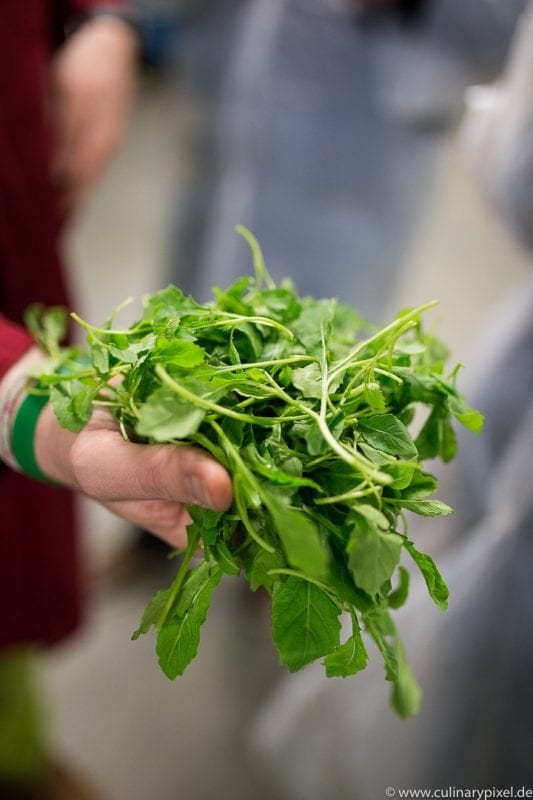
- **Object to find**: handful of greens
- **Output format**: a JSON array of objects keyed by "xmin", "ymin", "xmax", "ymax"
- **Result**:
[{"xmin": 32, "ymin": 228, "xmax": 482, "ymax": 717}]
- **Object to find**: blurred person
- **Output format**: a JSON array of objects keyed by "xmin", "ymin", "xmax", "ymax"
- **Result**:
[
  {"xmin": 249, "ymin": 2, "xmax": 533, "ymax": 795},
  {"xmin": 0, "ymin": 321, "xmax": 233, "ymax": 800},
  {"xmin": 1, "ymin": 3, "xmax": 138, "ymax": 797},
  {"xmin": 168, "ymin": 0, "xmax": 525, "ymax": 320}
]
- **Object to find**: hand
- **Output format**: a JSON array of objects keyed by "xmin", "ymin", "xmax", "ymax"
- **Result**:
[
  {"xmin": 34, "ymin": 401, "xmax": 233, "ymax": 549},
  {"xmin": 50, "ymin": 16, "xmax": 139, "ymax": 209}
]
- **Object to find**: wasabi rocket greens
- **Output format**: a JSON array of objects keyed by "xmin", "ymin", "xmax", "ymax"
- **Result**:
[{"xmin": 31, "ymin": 227, "xmax": 482, "ymax": 717}]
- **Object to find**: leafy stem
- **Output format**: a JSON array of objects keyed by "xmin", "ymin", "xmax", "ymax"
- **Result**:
[
  {"xmin": 189, "ymin": 313, "xmax": 294, "ymax": 340},
  {"xmin": 209, "ymin": 419, "xmax": 275, "ymax": 553},
  {"xmin": 155, "ymin": 364, "xmax": 300, "ymax": 426},
  {"xmin": 155, "ymin": 527, "xmax": 201, "ymax": 632}
]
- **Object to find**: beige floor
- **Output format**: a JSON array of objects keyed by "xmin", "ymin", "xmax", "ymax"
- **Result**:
[{"xmin": 41, "ymin": 75, "xmax": 529, "ymax": 800}]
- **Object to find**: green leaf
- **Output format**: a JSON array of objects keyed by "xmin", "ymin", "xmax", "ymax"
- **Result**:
[
  {"xmin": 135, "ymin": 388, "xmax": 205, "ymax": 441},
  {"xmin": 49, "ymin": 383, "xmax": 92, "ymax": 433},
  {"xmin": 388, "ymin": 462, "xmax": 417, "ymax": 491},
  {"xmin": 448, "ymin": 395, "xmax": 484, "ymax": 435},
  {"xmin": 441, "ymin": 416, "xmax": 458, "ymax": 462},
  {"xmin": 24, "ymin": 304, "xmax": 68, "ymax": 355},
  {"xmin": 330, "ymin": 303, "xmax": 367, "ymax": 352},
  {"xmin": 186, "ymin": 506, "xmax": 224, "ymax": 547},
  {"xmin": 399, "ymin": 499, "xmax": 454, "ymax": 517},
  {"xmin": 232, "ymin": 322, "xmax": 263, "ymax": 359},
  {"xmin": 291, "ymin": 363, "xmax": 323, "ymax": 399},
  {"xmin": 402, "ymin": 471, "xmax": 438, "ymax": 500},
  {"xmin": 132, "ymin": 589, "xmax": 171, "ymax": 640},
  {"xmin": 272, "ymin": 577, "xmax": 341, "ymax": 671},
  {"xmin": 403, "ymin": 541, "xmax": 449, "ymax": 610},
  {"xmin": 387, "ymin": 566, "xmax": 410, "ymax": 610},
  {"xmin": 364, "ymin": 611, "xmax": 399, "ymax": 682},
  {"xmin": 348, "ymin": 526, "xmax": 404, "ymax": 596},
  {"xmin": 266, "ymin": 493, "xmax": 330, "ymax": 580},
  {"xmin": 254, "ymin": 287, "xmax": 301, "ymax": 323},
  {"xmin": 358, "ymin": 442, "xmax": 394, "ymax": 466},
  {"xmin": 71, "ymin": 390, "xmax": 93, "ymax": 423},
  {"xmin": 350, "ymin": 503, "xmax": 390, "ymax": 532},
  {"xmin": 108, "ymin": 345, "xmax": 138, "ymax": 364},
  {"xmin": 244, "ymin": 545, "xmax": 286, "ymax": 592},
  {"xmin": 327, "ymin": 555, "xmax": 375, "ymax": 613},
  {"xmin": 391, "ymin": 643, "xmax": 422, "ymax": 718},
  {"xmin": 91, "ymin": 343, "xmax": 110, "ymax": 375},
  {"xmin": 414, "ymin": 406, "xmax": 441, "ymax": 460},
  {"xmin": 292, "ymin": 299, "xmax": 336, "ymax": 351},
  {"xmin": 213, "ymin": 277, "xmax": 252, "ymax": 313},
  {"xmin": 363, "ymin": 381, "xmax": 386, "ymax": 411},
  {"xmin": 153, "ymin": 339, "xmax": 205, "ymax": 368},
  {"xmin": 142, "ymin": 284, "xmax": 199, "ymax": 322},
  {"xmin": 156, "ymin": 563, "xmax": 223, "ymax": 679},
  {"xmin": 323, "ymin": 616, "xmax": 368, "ymax": 677},
  {"xmin": 358, "ymin": 414, "xmax": 418, "ymax": 459},
  {"xmin": 210, "ymin": 541, "xmax": 240, "ymax": 576},
  {"xmin": 305, "ymin": 423, "xmax": 327, "ymax": 457}
]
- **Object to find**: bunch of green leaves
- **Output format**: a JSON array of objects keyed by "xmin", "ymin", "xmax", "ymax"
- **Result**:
[{"xmin": 34, "ymin": 227, "xmax": 482, "ymax": 717}]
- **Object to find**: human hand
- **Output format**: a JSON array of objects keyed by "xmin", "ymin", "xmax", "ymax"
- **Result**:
[
  {"xmin": 33, "ymin": 399, "xmax": 233, "ymax": 549},
  {"xmin": 50, "ymin": 16, "xmax": 139, "ymax": 209}
]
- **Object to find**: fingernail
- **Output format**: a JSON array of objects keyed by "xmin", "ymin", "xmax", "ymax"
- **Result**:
[{"xmin": 186, "ymin": 474, "xmax": 213, "ymax": 508}]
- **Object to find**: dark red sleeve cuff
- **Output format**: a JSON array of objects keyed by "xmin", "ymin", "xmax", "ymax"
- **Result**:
[{"xmin": 0, "ymin": 315, "xmax": 34, "ymax": 379}]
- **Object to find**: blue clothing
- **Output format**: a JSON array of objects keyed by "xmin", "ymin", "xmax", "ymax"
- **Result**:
[{"xmin": 170, "ymin": 0, "xmax": 525, "ymax": 319}]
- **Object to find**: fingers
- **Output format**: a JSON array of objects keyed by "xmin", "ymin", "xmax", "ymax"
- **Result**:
[
  {"xmin": 71, "ymin": 422, "xmax": 233, "ymax": 511},
  {"xmin": 103, "ymin": 498, "xmax": 192, "ymax": 549}
]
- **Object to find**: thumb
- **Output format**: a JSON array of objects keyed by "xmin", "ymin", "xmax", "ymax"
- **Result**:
[{"xmin": 71, "ymin": 425, "xmax": 233, "ymax": 510}]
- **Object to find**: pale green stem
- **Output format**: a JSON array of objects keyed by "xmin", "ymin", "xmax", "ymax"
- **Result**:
[
  {"xmin": 190, "ymin": 314, "xmax": 294, "ymax": 340},
  {"xmin": 199, "ymin": 354, "xmax": 316, "ymax": 374},
  {"xmin": 155, "ymin": 364, "xmax": 300, "ymax": 426},
  {"xmin": 70, "ymin": 312, "xmax": 148, "ymax": 336},
  {"xmin": 155, "ymin": 528, "xmax": 201, "ymax": 631},
  {"xmin": 314, "ymin": 485, "xmax": 380, "ymax": 505},
  {"xmin": 235, "ymin": 224, "xmax": 277, "ymax": 289},
  {"xmin": 328, "ymin": 301, "xmax": 437, "ymax": 384}
]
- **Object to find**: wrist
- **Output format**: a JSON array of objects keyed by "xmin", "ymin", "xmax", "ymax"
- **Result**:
[
  {"xmin": 0, "ymin": 347, "xmax": 73, "ymax": 486},
  {"xmin": 0, "ymin": 347, "xmax": 47, "ymax": 471}
]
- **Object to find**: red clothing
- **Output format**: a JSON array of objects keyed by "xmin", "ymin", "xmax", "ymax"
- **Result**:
[
  {"xmin": 0, "ymin": 316, "xmax": 34, "ymax": 372},
  {"xmin": 0, "ymin": 1, "xmax": 125, "ymax": 647}
]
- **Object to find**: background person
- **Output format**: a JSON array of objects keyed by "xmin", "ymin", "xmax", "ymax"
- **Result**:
[{"xmin": 0, "ymin": 3, "xmax": 138, "ymax": 796}]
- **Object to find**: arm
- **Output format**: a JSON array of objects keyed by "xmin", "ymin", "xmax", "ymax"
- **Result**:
[
  {"xmin": 0, "ymin": 316, "xmax": 35, "ymax": 377},
  {"xmin": 50, "ymin": 4, "xmax": 139, "ymax": 208}
]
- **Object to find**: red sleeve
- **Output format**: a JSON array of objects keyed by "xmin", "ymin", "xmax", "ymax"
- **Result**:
[{"xmin": 0, "ymin": 315, "xmax": 34, "ymax": 379}]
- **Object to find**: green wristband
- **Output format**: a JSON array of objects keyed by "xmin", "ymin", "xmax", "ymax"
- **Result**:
[{"xmin": 10, "ymin": 387, "xmax": 54, "ymax": 484}]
